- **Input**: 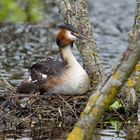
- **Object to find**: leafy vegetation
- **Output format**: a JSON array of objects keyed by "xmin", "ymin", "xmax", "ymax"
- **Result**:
[
  {"xmin": 0, "ymin": 0, "xmax": 44, "ymax": 22},
  {"xmin": 110, "ymin": 100, "xmax": 122, "ymax": 111}
]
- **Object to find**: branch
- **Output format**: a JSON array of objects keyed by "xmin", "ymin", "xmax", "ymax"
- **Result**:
[
  {"xmin": 135, "ymin": 0, "xmax": 140, "ymax": 123},
  {"xmin": 67, "ymin": 30, "xmax": 140, "ymax": 139},
  {"xmin": 0, "ymin": 74, "xmax": 16, "ymax": 93}
]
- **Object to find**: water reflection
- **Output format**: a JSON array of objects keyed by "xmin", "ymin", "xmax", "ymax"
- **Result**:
[
  {"xmin": 99, "ymin": 129, "xmax": 126, "ymax": 140},
  {"xmin": 0, "ymin": 128, "xmax": 127, "ymax": 140}
]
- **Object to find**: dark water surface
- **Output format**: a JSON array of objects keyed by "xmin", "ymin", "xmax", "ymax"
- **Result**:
[{"xmin": 0, "ymin": 0, "xmax": 136, "ymax": 139}]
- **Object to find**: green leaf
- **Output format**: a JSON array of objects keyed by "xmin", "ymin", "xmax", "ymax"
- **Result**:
[
  {"xmin": 110, "ymin": 100, "xmax": 122, "ymax": 110},
  {"xmin": 110, "ymin": 120, "xmax": 122, "ymax": 130}
]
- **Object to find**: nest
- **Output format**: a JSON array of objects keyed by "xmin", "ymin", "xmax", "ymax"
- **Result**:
[
  {"xmin": 0, "ymin": 92, "xmax": 89, "ymax": 138},
  {"xmin": 0, "ymin": 23, "xmax": 90, "ymax": 138}
]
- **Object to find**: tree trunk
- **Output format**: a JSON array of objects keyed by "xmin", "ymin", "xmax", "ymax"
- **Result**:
[{"xmin": 55, "ymin": 0, "xmax": 104, "ymax": 92}]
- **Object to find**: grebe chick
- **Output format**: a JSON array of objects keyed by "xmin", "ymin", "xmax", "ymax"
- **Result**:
[{"xmin": 17, "ymin": 24, "xmax": 90, "ymax": 95}]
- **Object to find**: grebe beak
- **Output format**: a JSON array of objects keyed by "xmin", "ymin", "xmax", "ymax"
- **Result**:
[{"xmin": 72, "ymin": 32, "xmax": 87, "ymax": 40}]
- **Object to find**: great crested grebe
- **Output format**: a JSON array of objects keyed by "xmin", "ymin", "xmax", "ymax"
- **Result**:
[{"xmin": 17, "ymin": 24, "xmax": 90, "ymax": 95}]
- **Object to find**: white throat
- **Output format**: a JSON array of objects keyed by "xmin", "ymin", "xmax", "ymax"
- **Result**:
[{"xmin": 60, "ymin": 46, "xmax": 79, "ymax": 66}]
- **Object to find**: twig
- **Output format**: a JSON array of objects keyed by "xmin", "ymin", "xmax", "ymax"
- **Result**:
[
  {"xmin": 57, "ymin": 94, "xmax": 78, "ymax": 118},
  {"xmin": 0, "ymin": 73, "xmax": 16, "ymax": 93}
]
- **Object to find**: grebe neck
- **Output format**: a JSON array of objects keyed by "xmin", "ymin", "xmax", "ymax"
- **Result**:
[{"xmin": 60, "ymin": 46, "xmax": 79, "ymax": 66}]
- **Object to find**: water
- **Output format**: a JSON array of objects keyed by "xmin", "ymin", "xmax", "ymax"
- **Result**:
[
  {"xmin": 89, "ymin": 0, "xmax": 135, "ymax": 73},
  {"xmin": 0, "ymin": 129, "xmax": 126, "ymax": 140},
  {"xmin": 0, "ymin": 0, "xmax": 135, "ymax": 89}
]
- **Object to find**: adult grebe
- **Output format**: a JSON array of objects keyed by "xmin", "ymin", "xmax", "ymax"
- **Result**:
[{"xmin": 17, "ymin": 24, "xmax": 90, "ymax": 95}]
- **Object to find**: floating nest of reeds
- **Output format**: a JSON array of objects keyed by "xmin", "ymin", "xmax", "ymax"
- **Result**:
[{"xmin": 0, "ymin": 91, "xmax": 89, "ymax": 138}]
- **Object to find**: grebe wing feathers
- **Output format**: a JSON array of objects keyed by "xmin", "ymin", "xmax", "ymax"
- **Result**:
[{"xmin": 29, "ymin": 56, "xmax": 65, "ymax": 81}]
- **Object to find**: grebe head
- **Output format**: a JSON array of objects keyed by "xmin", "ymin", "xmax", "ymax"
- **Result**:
[{"xmin": 56, "ymin": 24, "xmax": 86, "ymax": 48}]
